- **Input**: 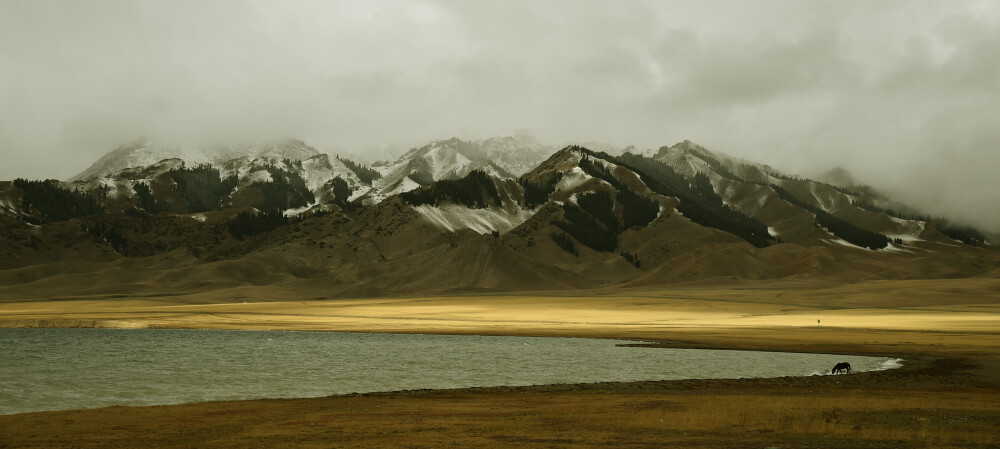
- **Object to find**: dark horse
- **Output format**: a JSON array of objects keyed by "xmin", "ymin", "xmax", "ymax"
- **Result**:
[{"xmin": 832, "ymin": 362, "xmax": 852, "ymax": 374}]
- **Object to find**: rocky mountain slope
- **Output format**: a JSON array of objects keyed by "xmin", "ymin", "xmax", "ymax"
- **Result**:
[
  {"xmin": 362, "ymin": 136, "xmax": 552, "ymax": 204},
  {"xmin": 1, "ymin": 137, "xmax": 997, "ymax": 300},
  {"xmin": 69, "ymin": 139, "xmax": 323, "ymax": 182}
]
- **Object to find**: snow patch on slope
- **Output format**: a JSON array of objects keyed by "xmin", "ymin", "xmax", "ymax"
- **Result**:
[
  {"xmin": 283, "ymin": 204, "xmax": 314, "ymax": 217},
  {"xmin": 390, "ymin": 177, "xmax": 423, "ymax": 196},
  {"xmin": 887, "ymin": 217, "xmax": 926, "ymax": 240},
  {"xmin": 245, "ymin": 170, "xmax": 273, "ymax": 183},
  {"xmin": 348, "ymin": 186, "xmax": 373, "ymax": 202},
  {"xmin": 589, "ymin": 157, "xmax": 619, "ymax": 172},
  {"xmin": 366, "ymin": 177, "xmax": 422, "ymax": 204},
  {"xmin": 809, "ymin": 182, "xmax": 838, "ymax": 213},
  {"xmin": 413, "ymin": 204, "xmax": 533, "ymax": 234},
  {"xmin": 0, "ymin": 197, "xmax": 17, "ymax": 215},
  {"xmin": 70, "ymin": 139, "xmax": 320, "ymax": 182},
  {"xmin": 822, "ymin": 236, "xmax": 869, "ymax": 250},
  {"xmin": 555, "ymin": 167, "xmax": 591, "ymax": 192},
  {"xmin": 818, "ymin": 225, "xmax": 884, "ymax": 252},
  {"xmin": 428, "ymin": 145, "xmax": 473, "ymax": 180},
  {"xmin": 879, "ymin": 243, "xmax": 919, "ymax": 254}
]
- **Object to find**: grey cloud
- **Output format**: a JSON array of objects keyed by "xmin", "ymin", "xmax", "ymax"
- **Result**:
[
  {"xmin": 0, "ymin": 0, "xmax": 997, "ymax": 230},
  {"xmin": 669, "ymin": 31, "xmax": 859, "ymax": 107}
]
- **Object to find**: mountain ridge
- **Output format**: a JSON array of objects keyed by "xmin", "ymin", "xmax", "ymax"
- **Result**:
[{"xmin": 2, "ymin": 136, "xmax": 997, "ymax": 300}]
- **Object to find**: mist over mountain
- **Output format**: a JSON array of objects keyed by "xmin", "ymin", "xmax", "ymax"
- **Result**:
[
  {"xmin": 3, "ymin": 2, "xmax": 998, "ymax": 233},
  {"xmin": 2, "ymin": 136, "xmax": 997, "ymax": 300}
]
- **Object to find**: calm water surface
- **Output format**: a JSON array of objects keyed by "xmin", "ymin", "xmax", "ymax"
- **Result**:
[{"xmin": 0, "ymin": 328, "xmax": 900, "ymax": 415}]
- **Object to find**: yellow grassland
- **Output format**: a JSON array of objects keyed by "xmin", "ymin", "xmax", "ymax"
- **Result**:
[{"xmin": 1, "ymin": 278, "xmax": 998, "ymax": 448}]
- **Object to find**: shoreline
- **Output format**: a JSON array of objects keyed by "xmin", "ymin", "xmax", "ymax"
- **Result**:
[
  {"xmin": 1, "ymin": 325, "xmax": 910, "ymax": 418},
  {"xmin": 4, "ymin": 333, "xmax": 991, "ymax": 448},
  {"xmin": 0, "ymin": 317, "xmax": 933, "ymax": 361},
  {"xmin": 2, "ymin": 289, "xmax": 998, "ymax": 448}
]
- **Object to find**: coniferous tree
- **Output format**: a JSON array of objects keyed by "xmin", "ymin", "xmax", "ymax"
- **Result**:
[
  {"xmin": 133, "ymin": 182, "xmax": 159, "ymax": 214},
  {"xmin": 328, "ymin": 177, "xmax": 352, "ymax": 205},
  {"xmin": 577, "ymin": 157, "xmax": 658, "ymax": 230},
  {"xmin": 85, "ymin": 220, "xmax": 129, "ymax": 255},
  {"xmin": 620, "ymin": 251, "xmax": 641, "ymax": 268},
  {"xmin": 519, "ymin": 172, "xmax": 563, "ymax": 209},
  {"xmin": 577, "ymin": 156, "xmax": 620, "ymax": 188},
  {"xmin": 168, "ymin": 165, "xmax": 237, "ymax": 212},
  {"xmin": 405, "ymin": 158, "xmax": 435, "ymax": 186},
  {"xmin": 248, "ymin": 165, "xmax": 314, "ymax": 211},
  {"xmin": 337, "ymin": 155, "xmax": 382, "ymax": 184},
  {"xmin": 851, "ymin": 200, "xmax": 930, "ymax": 222},
  {"xmin": 686, "ymin": 150, "xmax": 739, "ymax": 181},
  {"xmin": 227, "ymin": 208, "xmax": 289, "ymax": 240},
  {"xmin": 771, "ymin": 184, "xmax": 889, "ymax": 250},
  {"xmin": 551, "ymin": 232, "xmax": 578, "ymax": 256},
  {"xmin": 13, "ymin": 178, "xmax": 103, "ymax": 223},
  {"xmin": 935, "ymin": 220, "xmax": 986, "ymax": 246},
  {"xmin": 580, "ymin": 149, "xmax": 772, "ymax": 248},
  {"xmin": 576, "ymin": 191, "xmax": 619, "ymax": 234},
  {"xmin": 400, "ymin": 170, "xmax": 501, "ymax": 209},
  {"xmin": 407, "ymin": 170, "xmax": 434, "ymax": 186},
  {"xmin": 618, "ymin": 188, "xmax": 659, "ymax": 230},
  {"xmin": 555, "ymin": 202, "xmax": 618, "ymax": 252}
]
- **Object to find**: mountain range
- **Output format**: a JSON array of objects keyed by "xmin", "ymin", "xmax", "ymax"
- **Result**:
[{"xmin": 1, "ymin": 136, "xmax": 997, "ymax": 300}]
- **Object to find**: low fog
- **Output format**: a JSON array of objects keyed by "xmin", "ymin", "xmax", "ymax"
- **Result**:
[{"xmin": 1, "ymin": 0, "xmax": 998, "ymax": 231}]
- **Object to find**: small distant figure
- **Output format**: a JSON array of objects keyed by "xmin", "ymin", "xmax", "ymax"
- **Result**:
[
  {"xmin": 817, "ymin": 319, "xmax": 821, "ymax": 325},
  {"xmin": 832, "ymin": 362, "xmax": 852, "ymax": 374}
]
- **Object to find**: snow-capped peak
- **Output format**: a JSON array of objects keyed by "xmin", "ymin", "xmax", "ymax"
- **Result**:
[{"xmin": 68, "ymin": 138, "xmax": 321, "ymax": 182}]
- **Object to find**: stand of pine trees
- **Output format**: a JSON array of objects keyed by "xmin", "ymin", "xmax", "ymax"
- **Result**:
[
  {"xmin": 620, "ymin": 251, "xmax": 640, "ymax": 268},
  {"xmin": 405, "ymin": 158, "xmax": 434, "ymax": 186},
  {"xmin": 132, "ymin": 182, "xmax": 159, "ymax": 214},
  {"xmin": 227, "ymin": 209, "xmax": 289, "ymax": 240},
  {"xmin": 85, "ymin": 221, "xmax": 129, "ymax": 255},
  {"xmin": 577, "ymin": 157, "xmax": 659, "ymax": 230},
  {"xmin": 13, "ymin": 179, "xmax": 103, "ymax": 223},
  {"xmin": 770, "ymin": 184, "xmax": 889, "ymax": 250},
  {"xmin": 400, "ymin": 170, "xmax": 501, "ymax": 209},
  {"xmin": 618, "ymin": 188, "xmax": 660, "ymax": 230},
  {"xmin": 250, "ymin": 166, "xmax": 315, "ymax": 211},
  {"xmin": 851, "ymin": 200, "xmax": 930, "ymax": 222},
  {"xmin": 519, "ymin": 172, "xmax": 563, "ymax": 209},
  {"xmin": 583, "ymin": 149, "xmax": 773, "ymax": 248},
  {"xmin": 555, "ymin": 201, "xmax": 618, "ymax": 252},
  {"xmin": 550, "ymin": 232, "xmax": 578, "ymax": 256},
  {"xmin": 576, "ymin": 191, "xmax": 619, "ymax": 234},
  {"xmin": 935, "ymin": 220, "xmax": 986, "ymax": 246},
  {"xmin": 337, "ymin": 156, "xmax": 382, "ymax": 184},
  {"xmin": 327, "ymin": 177, "xmax": 352, "ymax": 205},
  {"xmin": 664, "ymin": 147, "xmax": 905, "ymax": 251},
  {"xmin": 168, "ymin": 166, "xmax": 238, "ymax": 213},
  {"xmin": 678, "ymin": 148, "xmax": 739, "ymax": 180}
]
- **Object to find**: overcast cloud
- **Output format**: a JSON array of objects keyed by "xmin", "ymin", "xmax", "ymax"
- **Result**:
[{"xmin": 1, "ymin": 0, "xmax": 998, "ymax": 230}]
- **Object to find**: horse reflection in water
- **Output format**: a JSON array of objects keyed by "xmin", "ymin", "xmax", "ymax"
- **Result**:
[{"xmin": 832, "ymin": 362, "xmax": 852, "ymax": 374}]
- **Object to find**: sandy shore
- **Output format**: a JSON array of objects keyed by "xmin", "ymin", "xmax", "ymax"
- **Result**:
[{"xmin": 1, "ymin": 279, "xmax": 998, "ymax": 448}]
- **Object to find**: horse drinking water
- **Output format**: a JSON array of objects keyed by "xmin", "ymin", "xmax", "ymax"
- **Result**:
[{"xmin": 832, "ymin": 362, "xmax": 852, "ymax": 374}]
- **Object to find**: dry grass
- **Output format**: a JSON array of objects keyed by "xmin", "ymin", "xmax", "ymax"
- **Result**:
[
  {"xmin": 1, "ymin": 279, "xmax": 999, "ymax": 448},
  {"xmin": 7, "ymin": 386, "xmax": 994, "ymax": 449},
  {"xmin": 574, "ymin": 391, "xmax": 999, "ymax": 446},
  {"xmin": 3, "ymin": 279, "xmax": 1000, "ymax": 338}
]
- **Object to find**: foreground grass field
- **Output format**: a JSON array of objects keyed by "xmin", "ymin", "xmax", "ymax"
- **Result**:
[
  {"xmin": 1, "ymin": 278, "xmax": 998, "ymax": 448},
  {"xmin": 1, "ymin": 366, "xmax": 997, "ymax": 449}
]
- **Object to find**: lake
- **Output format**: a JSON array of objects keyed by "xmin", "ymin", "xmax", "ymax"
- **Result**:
[{"xmin": 0, "ymin": 328, "xmax": 900, "ymax": 415}]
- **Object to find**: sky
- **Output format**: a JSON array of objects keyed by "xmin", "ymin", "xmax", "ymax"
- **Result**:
[{"xmin": 1, "ymin": 0, "xmax": 998, "ymax": 230}]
